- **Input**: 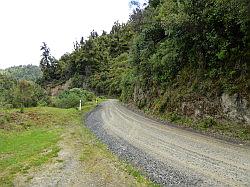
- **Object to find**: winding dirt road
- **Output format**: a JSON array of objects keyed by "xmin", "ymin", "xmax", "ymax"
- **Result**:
[{"xmin": 86, "ymin": 100, "xmax": 250, "ymax": 186}]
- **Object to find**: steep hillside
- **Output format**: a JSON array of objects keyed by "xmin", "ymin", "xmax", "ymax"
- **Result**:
[{"xmin": 39, "ymin": 0, "xmax": 250, "ymax": 127}]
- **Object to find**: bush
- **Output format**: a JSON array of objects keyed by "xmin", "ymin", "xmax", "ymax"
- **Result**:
[
  {"xmin": 52, "ymin": 88, "xmax": 95, "ymax": 109},
  {"xmin": 0, "ymin": 74, "xmax": 49, "ymax": 109},
  {"xmin": 200, "ymin": 117, "xmax": 217, "ymax": 129},
  {"xmin": 168, "ymin": 112, "xmax": 182, "ymax": 122},
  {"xmin": 11, "ymin": 80, "xmax": 49, "ymax": 108}
]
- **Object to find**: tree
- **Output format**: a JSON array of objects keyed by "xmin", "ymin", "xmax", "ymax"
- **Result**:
[
  {"xmin": 40, "ymin": 42, "xmax": 59, "ymax": 83},
  {"xmin": 16, "ymin": 80, "xmax": 33, "ymax": 109},
  {"xmin": 12, "ymin": 80, "xmax": 48, "ymax": 109}
]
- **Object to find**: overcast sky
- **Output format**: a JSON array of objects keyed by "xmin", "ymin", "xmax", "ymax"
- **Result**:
[{"xmin": 0, "ymin": 0, "xmax": 132, "ymax": 69}]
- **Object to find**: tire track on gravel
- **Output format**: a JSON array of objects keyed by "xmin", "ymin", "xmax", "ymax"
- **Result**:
[{"xmin": 86, "ymin": 100, "xmax": 250, "ymax": 186}]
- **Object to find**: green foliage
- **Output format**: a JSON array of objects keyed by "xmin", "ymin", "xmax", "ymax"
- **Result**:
[
  {"xmin": 167, "ymin": 112, "xmax": 182, "ymax": 123},
  {"xmin": 1, "ymin": 65, "xmax": 42, "ymax": 82},
  {"xmin": 125, "ymin": 0, "xmax": 249, "ymax": 114},
  {"xmin": 120, "ymin": 69, "xmax": 136, "ymax": 102},
  {"xmin": 89, "ymin": 52, "xmax": 131, "ymax": 96},
  {"xmin": 38, "ymin": 0, "xmax": 249, "ymax": 121},
  {"xmin": 0, "ymin": 74, "xmax": 16, "ymax": 108},
  {"xmin": 39, "ymin": 42, "xmax": 60, "ymax": 84},
  {"xmin": 12, "ymin": 80, "xmax": 49, "ymax": 108},
  {"xmin": 70, "ymin": 74, "xmax": 85, "ymax": 88},
  {"xmin": 0, "ymin": 74, "xmax": 49, "ymax": 109},
  {"xmin": 52, "ymin": 88, "xmax": 95, "ymax": 108},
  {"xmin": 0, "ymin": 107, "xmax": 83, "ymax": 185},
  {"xmin": 200, "ymin": 117, "xmax": 217, "ymax": 129}
]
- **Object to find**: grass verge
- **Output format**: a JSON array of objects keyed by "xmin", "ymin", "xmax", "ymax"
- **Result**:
[
  {"xmin": 0, "ymin": 103, "xmax": 157, "ymax": 186},
  {"xmin": 79, "ymin": 120, "xmax": 157, "ymax": 186},
  {"xmin": 0, "ymin": 107, "xmax": 81, "ymax": 186}
]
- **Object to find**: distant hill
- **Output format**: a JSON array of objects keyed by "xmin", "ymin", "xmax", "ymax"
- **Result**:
[{"xmin": 1, "ymin": 65, "xmax": 42, "ymax": 81}]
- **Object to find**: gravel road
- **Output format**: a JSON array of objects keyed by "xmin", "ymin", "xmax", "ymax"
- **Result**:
[{"xmin": 86, "ymin": 100, "xmax": 250, "ymax": 186}]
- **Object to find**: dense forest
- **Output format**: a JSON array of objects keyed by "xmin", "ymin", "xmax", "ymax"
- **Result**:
[{"xmin": 39, "ymin": 0, "xmax": 250, "ymax": 124}]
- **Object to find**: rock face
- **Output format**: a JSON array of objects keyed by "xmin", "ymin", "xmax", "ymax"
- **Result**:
[
  {"xmin": 50, "ymin": 79, "xmax": 72, "ymax": 96},
  {"xmin": 221, "ymin": 93, "xmax": 250, "ymax": 124},
  {"xmin": 127, "ymin": 82, "xmax": 250, "ymax": 124},
  {"xmin": 180, "ymin": 98, "xmax": 221, "ymax": 118},
  {"xmin": 180, "ymin": 93, "xmax": 250, "ymax": 124}
]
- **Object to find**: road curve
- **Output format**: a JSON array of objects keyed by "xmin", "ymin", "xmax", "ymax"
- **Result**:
[{"xmin": 86, "ymin": 100, "xmax": 250, "ymax": 186}]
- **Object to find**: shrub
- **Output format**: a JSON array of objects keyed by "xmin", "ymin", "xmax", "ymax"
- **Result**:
[
  {"xmin": 200, "ymin": 117, "xmax": 217, "ymax": 129},
  {"xmin": 0, "ymin": 74, "xmax": 49, "ymax": 109},
  {"xmin": 168, "ymin": 112, "xmax": 182, "ymax": 122},
  {"xmin": 11, "ymin": 80, "xmax": 49, "ymax": 108},
  {"xmin": 52, "ymin": 88, "xmax": 95, "ymax": 109}
]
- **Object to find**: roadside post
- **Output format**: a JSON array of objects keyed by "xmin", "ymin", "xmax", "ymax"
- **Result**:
[{"xmin": 79, "ymin": 99, "xmax": 82, "ymax": 111}]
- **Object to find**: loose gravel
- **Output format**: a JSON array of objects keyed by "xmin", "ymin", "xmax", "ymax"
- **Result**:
[
  {"xmin": 86, "ymin": 100, "xmax": 249, "ymax": 186},
  {"xmin": 86, "ymin": 105, "xmax": 203, "ymax": 186}
]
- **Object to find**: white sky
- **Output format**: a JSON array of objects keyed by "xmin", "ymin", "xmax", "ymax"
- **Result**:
[{"xmin": 0, "ymin": 0, "xmax": 131, "ymax": 69}]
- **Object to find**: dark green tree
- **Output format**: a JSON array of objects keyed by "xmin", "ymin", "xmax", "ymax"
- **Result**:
[{"xmin": 40, "ymin": 42, "xmax": 59, "ymax": 83}]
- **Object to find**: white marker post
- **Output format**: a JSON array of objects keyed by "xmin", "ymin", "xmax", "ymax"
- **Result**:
[{"xmin": 79, "ymin": 99, "xmax": 82, "ymax": 111}]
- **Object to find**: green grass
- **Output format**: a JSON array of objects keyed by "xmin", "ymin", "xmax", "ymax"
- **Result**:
[
  {"xmin": 0, "ymin": 107, "xmax": 81, "ymax": 186},
  {"xmin": 0, "ymin": 129, "xmax": 60, "ymax": 186},
  {"xmin": 0, "ymin": 102, "xmax": 156, "ymax": 186},
  {"xmin": 79, "ymin": 125, "xmax": 157, "ymax": 186}
]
